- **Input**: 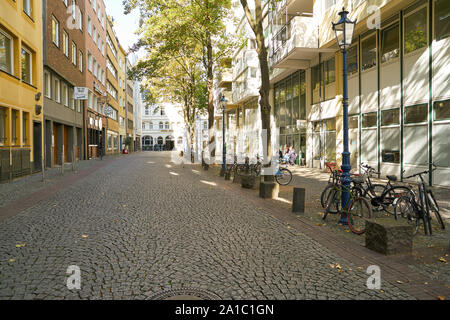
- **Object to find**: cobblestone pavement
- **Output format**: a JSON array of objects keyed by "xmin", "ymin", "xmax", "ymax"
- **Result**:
[{"xmin": 0, "ymin": 152, "xmax": 429, "ymax": 300}]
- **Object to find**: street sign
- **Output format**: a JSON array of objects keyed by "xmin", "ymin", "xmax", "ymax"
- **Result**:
[{"xmin": 74, "ymin": 87, "xmax": 88, "ymax": 100}]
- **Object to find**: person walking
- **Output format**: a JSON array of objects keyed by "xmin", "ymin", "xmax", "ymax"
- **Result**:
[{"xmin": 98, "ymin": 135, "xmax": 103, "ymax": 160}]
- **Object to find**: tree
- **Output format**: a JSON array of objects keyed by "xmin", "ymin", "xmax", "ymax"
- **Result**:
[
  {"xmin": 239, "ymin": 0, "xmax": 273, "ymax": 181},
  {"xmin": 123, "ymin": 0, "xmax": 238, "ymax": 161},
  {"xmin": 125, "ymin": 0, "xmax": 208, "ymax": 161}
]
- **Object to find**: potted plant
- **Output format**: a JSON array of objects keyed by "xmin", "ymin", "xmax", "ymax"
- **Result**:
[{"xmin": 123, "ymin": 137, "xmax": 133, "ymax": 154}]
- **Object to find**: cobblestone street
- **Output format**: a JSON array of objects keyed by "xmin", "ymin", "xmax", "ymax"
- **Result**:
[{"xmin": 0, "ymin": 152, "xmax": 447, "ymax": 300}]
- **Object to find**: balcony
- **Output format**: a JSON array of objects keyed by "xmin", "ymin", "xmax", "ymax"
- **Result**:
[
  {"xmin": 232, "ymin": 78, "xmax": 259, "ymax": 105},
  {"xmin": 218, "ymin": 68, "xmax": 233, "ymax": 88},
  {"xmin": 269, "ymin": 15, "xmax": 336, "ymax": 70},
  {"xmin": 233, "ymin": 50, "xmax": 259, "ymax": 81}
]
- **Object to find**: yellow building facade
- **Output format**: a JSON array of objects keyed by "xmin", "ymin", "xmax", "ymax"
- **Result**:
[{"xmin": 0, "ymin": 0, "xmax": 44, "ymax": 181}]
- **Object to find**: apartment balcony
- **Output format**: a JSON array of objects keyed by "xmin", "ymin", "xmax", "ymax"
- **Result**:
[
  {"xmin": 233, "ymin": 50, "xmax": 259, "ymax": 80},
  {"xmin": 218, "ymin": 68, "xmax": 233, "ymax": 88},
  {"xmin": 269, "ymin": 15, "xmax": 335, "ymax": 70},
  {"xmin": 271, "ymin": 0, "xmax": 314, "ymax": 17},
  {"xmin": 232, "ymin": 78, "xmax": 260, "ymax": 106}
]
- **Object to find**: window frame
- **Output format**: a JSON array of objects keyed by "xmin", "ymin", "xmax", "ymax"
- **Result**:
[
  {"xmin": 21, "ymin": 46, "xmax": 32, "ymax": 84},
  {"xmin": 403, "ymin": 3, "xmax": 429, "ymax": 56},
  {"xmin": 360, "ymin": 32, "xmax": 377, "ymax": 72},
  {"xmin": 0, "ymin": 28, "xmax": 14, "ymax": 75}
]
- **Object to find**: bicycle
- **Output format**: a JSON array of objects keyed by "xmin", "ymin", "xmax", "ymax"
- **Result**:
[
  {"xmin": 323, "ymin": 182, "xmax": 372, "ymax": 235},
  {"xmin": 274, "ymin": 159, "xmax": 293, "ymax": 186},
  {"xmin": 393, "ymin": 164, "xmax": 445, "ymax": 236},
  {"xmin": 354, "ymin": 163, "xmax": 412, "ymax": 215}
]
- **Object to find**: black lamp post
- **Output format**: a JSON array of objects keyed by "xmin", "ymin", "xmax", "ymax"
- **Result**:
[
  {"xmin": 332, "ymin": 7, "xmax": 356, "ymax": 224},
  {"xmin": 220, "ymin": 94, "xmax": 228, "ymax": 176}
]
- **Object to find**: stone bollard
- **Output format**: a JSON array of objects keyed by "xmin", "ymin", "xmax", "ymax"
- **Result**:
[
  {"xmin": 259, "ymin": 181, "xmax": 279, "ymax": 199},
  {"xmin": 292, "ymin": 188, "xmax": 306, "ymax": 214},
  {"xmin": 365, "ymin": 218, "xmax": 414, "ymax": 255}
]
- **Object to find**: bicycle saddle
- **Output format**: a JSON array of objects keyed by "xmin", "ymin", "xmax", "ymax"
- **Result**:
[
  {"xmin": 387, "ymin": 175, "xmax": 398, "ymax": 182},
  {"xmin": 351, "ymin": 177, "xmax": 364, "ymax": 185}
]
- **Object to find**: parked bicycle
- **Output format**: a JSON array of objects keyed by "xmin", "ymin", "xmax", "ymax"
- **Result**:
[
  {"xmin": 274, "ymin": 159, "xmax": 293, "ymax": 186},
  {"xmin": 393, "ymin": 164, "xmax": 445, "ymax": 236},
  {"xmin": 322, "ymin": 181, "xmax": 372, "ymax": 235}
]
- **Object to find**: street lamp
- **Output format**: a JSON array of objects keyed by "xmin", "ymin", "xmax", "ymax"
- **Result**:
[
  {"xmin": 332, "ymin": 7, "xmax": 356, "ymax": 224},
  {"xmin": 220, "ymin": 94, "xmax": 228, "ymax": 176}
]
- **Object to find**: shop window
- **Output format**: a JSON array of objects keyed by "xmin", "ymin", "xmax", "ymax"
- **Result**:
[
  {"xmin": 349, "ymin": 116, "xmax": 359, "ymax": 129},
  {"xmin": 435, "ymin": 0, "xmax": 450, "ymax": 41},
  {"xmin": 405, "ymin": 104, "xmax": 427, "ymax": 124},
  {"xmin": 381, "ymin": 23, "xmax": 399, "ymax": 63},
  {"xmin": 381, "ymin": 108, "xmax": 400, "ymax": 126},
  {"xmin": 434, "ymin": 99, "xmax": 450, "ymax": 120},
  {"xmin": 362, "ymin": 112, "xmax": 377, "ymax": 128},
  {"xmin": 348, "ymin": 45, "xmax": 358, "ymax": 75},
  {"xmin": 404, "ymin": 7, "xmax": 427, "ymax": 54},
  {"xmin": 0, "ymin": 28, "xmax": 13, "ymax": 74},
  {"xmin": 381, "ymin": 127, "xmax": 400, "ymax": 163},
  {"xmin": 361, "ymin": 35, "xmax": 376, "ymax": 71}
]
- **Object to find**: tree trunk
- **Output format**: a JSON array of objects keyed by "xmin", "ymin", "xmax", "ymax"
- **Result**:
[
  {"xmin": 206, "ymin": 33, "xmax": 216, "ymax": 163},
  {"xmin": 255, "ymin": 16, "xmax": 273, "ymax": 182}
]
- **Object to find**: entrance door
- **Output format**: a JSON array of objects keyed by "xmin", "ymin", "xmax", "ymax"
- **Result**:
[
  {"xmin": 64, "ymin": 126, "xmax": 69, "ymax": 163},
  {"xmin": 33, "ymin": 122, "xmax": 42, "ymax": 172}
]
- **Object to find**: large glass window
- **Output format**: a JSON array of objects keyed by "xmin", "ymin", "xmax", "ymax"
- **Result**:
[
  {"xmin": 348, "ymin": 45, "xmax": 358, "ymax": 75},
  {"xmin": 361, "ymin": 35, "xmax": 376, "ymax": 71},
  {"xmin": 381, "ymin": 23, "xmax": 399, "ymax": 63},
  {"xmin": 324, "ymin": 57, "xmax": 335, "ymax": 85},
  {"xmin": 434, "ymin": 99, "xmax": 450, "ymax": 120},
  {"xmin": 405, "ymin": 104, "xmax": 427, "ymax": 124},
  {"xmin": 404, "ymin": 7, "xmax": 427, "ymax": 54},
  {"xmin": 381, "ymin": 128, "xmax": 400, "ymax": 163},
  {"xmin": 0, "ymin": 29, "xmax": 13, "ymax": 74},
  {"xmin": 362, "ymin": 112, "xmax": 377, "ymax": 128},
  {"xmin": 381, "ymin": 108, "xmax": 400, "ymax": 126},
  {"xmin": 435, "ymin": 0, "xmax": 450, "ymax": 41}
]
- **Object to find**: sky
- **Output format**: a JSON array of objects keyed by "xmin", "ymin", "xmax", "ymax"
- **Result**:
[{"xmin": 104, "ymin": 0, "xmax": 142, "ymax": 58}]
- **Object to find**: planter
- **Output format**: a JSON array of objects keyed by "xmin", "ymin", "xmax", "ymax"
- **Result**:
[{"xmin": 240, "ymin": 173, "xmax": 256, "ymax": 189}]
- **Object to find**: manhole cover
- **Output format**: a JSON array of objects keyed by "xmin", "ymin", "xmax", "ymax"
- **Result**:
[{"xmin": 148, "ymin": 288, "xmax": 222, "ymax": 300}]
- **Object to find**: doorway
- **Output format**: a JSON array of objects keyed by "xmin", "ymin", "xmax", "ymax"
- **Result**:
[{"xmin": 33, "ymin": 122, "xmax": 42, "ymax": 172}]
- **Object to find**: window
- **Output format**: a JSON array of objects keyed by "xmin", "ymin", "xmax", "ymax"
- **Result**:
[
  {"xmin": 324, "ymin": 57, "xmax": 335, "ymax": 85},
  {"xmin": 23, "ymin": 0, "xmax": 32, "ymax": 17},
  {"xmin": 79, "ymin": 51, "xmax": 83, "ymax": 72},
  {"xmin": 88, "ymin": 17, "xmax": 92, "ymax": 36},
  {"xmin": 404, "ymin": 7, "xmax": 427, "ymax": 54},
  {"xmin": 0, "ymin": 107, "xmax": 6, "ymax": 145},
  {"xmin": 62, "ymin": 83, "xmax": 69, "ymax": 106},
  {"xmin": 70, "ymin": 88, "xmax": 75, "ymax": 109},
  {"xmin": 21, "ymin": 47, "xmax": 32, "ymax": 84},
  {"xmin": 11, "ymin": 109, "xmax": 18, "ymax": 144},
  {"xmin": 362, "ymin": 112, "xmax": 377, "ymax": 128},
  {"xmin": 348, "ymin": 45, "xmax": 358, "ymax": 75},
  {"xmin": 361, "ymin": 34, "xmax": 376, "ymax": 71},
  {"xmin": 381, "ymin": 108, "xmax": 399, "ymax": 126},
  {"xmin": 72, "ymin": 42, "xmax": 77, "ymax": 65},
  {"xmin": 435, "ymin": 0, "xmax": 450, "ymax": 41},
  {"xmin": 381, "ymin": 127, "xmax": 400, "ymax": 163},
  {"xmin": 165, "ymin": 122, "xmax": 170, "ymax": 130},
  {"xmin": 88, "ymin": 52, "xmax": 92, "ymax": 72},
  {"xmin": 145, "ymin": 107, "xmax": 150, "ymax": 116},
  {"xmin": 44, "ymin": 71, "xmax": 51, "ymax": 97},
  {"xmin": 63, "ymin": 31, "xmax": 69, "ymax": 56},
  {"xmin": 381, "ymin": 23, "xmax": 399, "ymax": 63},
  {"xmin": 72, "ymin": 0, "xmax": 77, "ymax": 21},
  {"xmin": 159, "ymin": 122, "xmax": 164, "ymax": 129},
  {"xmin": 405, "ymin": 104, "xmax": 427, "ymax": 124},
  {"xmin": 434, "ymin": 99, "xmax": 450, "ymax": 120},
  {"xmin": 0, "ymin": 29, "xmax": 13, "ymax": 74},
  {"xmin": 52, "ymin": 17, "xmax": 59, "ymax": 46},
  {"xmin": 22, "ymin": 112, "xmax": 29, "ymax": 144},
  {"xmin": 54, "ymin": 78, "xmax": 61, "ymax": 103}
]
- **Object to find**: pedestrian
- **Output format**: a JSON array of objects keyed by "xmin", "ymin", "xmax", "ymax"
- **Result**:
[
  {"xmin": 98, "ymin": 135, "xmax": 103, "ymax": 160},
  {"xmin": 289, "ymin": 147, "xmax": 297, "ymax": 165}
]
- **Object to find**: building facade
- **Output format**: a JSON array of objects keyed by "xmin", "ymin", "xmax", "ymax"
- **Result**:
[
  {"xmin": 263, "ymin": 0, "xmax": 450, "ymax": 186},
  {"xmin": 84, "ymin": 0, "xmax": 107, "ymax": 159},
  {"xmin": 42, "ymin": 0, "xmax": 85, "ymax": 168},
  {"xmin": 125, "ymin": 60, "xmax": 135, "ymax": 151},
  {"xmin": 0, "ymin": 0, "xmax": 44, "ymax": 181},
  {"xmin": 104, "ymin": 16, "xmax": 120, "ymax": 155},
  {"xmin": 141, "ymin": 103, "xmax": 186, "ymax": 152}
]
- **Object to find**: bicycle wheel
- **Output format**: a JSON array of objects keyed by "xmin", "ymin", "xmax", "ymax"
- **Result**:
[
  {"xmin": 427, "ymin": 190, "xmax": 445, "ymax": 230},
  {"xmin": 323, "ymin": 186, "xmax": 340, "ymax": 221},
  {"xmin": 394, "ymin": 196, "xmax": 420, "ymax": 235},
  {"xmin": 321, "ymin": 184, "xmax": 340, "ymax": 214},
  {"xmin": 347, "ymin": 197, "xmax": 372, "ymax": 235},
  {"xmin": 381, "ymin": 186, "xmax": 414, "ymax": 215},
  {"xmin": 275, "ymin": 168, "xmax": 292, "ymax": 186}
]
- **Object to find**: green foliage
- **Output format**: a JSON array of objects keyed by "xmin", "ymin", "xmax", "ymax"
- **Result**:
[
  {"xmin": 404, "ymin": 29, "xmax": 427, "ymax": 54},
  {"xmin": 124, "ymin": 136, "xmax": 133, "ymax": 147}
]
